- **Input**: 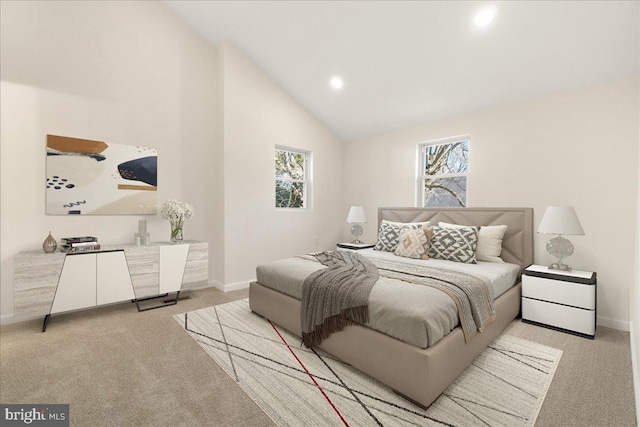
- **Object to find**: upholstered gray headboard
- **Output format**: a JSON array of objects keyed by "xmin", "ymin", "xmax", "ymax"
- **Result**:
[{"xmin": 378, "ymin": 207, "xmax": 534, "ymax": 268}]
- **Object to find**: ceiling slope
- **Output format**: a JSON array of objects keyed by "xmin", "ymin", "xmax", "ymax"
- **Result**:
[{"xmin": 164, "ymin": 1, "xmax": 639, "ymax": 141}]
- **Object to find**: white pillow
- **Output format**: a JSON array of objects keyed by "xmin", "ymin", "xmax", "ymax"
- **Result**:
[{"xmin": 438, "ymin": 222, "xmax": 507, "ymax": 263}]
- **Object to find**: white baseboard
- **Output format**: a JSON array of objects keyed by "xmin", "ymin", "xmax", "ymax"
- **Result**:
[
  {"xmin": 0, "ymin": 312, "xmax": 16, "ymax": 326},
  {"xmin": 211, "ymin": 280, "xmax": 225, "ymax": 291},
  {"xmin": 597, "ymin": 314, "xmax": 630, "ymax": 332},
  {"xmin": 1, "ymin": 312, "xmax": 42, "ymax": 326},
  {"xmin": 211, "ymin": 279, "xmax": 251, "ymax": 292},
  {"xmin": 631, "ymin": 321, "xmax": 640, "ymax": 425}
]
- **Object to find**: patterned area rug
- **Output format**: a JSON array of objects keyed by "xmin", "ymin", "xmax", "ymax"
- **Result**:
[{"xmin": 174, "ymin": 299, "xmax": 561, "ymax": 427}]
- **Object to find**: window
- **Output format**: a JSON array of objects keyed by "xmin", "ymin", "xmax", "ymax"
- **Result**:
[
  {"xmin": 417, "ymin": 136, "xmax": 469, "ymax": 207},
  {"xmin": 275, "ymin": 146, "xmax": 311, "ymax": 209}
]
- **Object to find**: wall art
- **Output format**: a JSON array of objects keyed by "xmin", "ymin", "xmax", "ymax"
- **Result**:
[{"xmin": 46, "ymin": 135, "xmax": 158, "ymax": 215}]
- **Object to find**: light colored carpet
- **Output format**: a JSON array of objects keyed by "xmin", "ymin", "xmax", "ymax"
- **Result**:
[
  {"xmin": 176, "ymin": 299, "xmax": 562, "ymax": 426},
  {"xmin": 0, "ymin": 288, "xmax": 275, "ymax": 427},
  {"xmin": 1, "ymin": 287, "xmax": 636, "ymax": 426}
]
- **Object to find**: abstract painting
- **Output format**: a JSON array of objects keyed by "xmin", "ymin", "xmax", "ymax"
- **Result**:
[{"xmin": 46, "ymin": 135, "xmax": 158, "ymax": 215}]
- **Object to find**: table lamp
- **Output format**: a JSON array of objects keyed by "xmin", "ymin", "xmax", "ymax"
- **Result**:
[
  {"xmin": 537, "ymin": 206, "xmax": 584, "ymax": 271},
  {"xmin": 346, "ymin": 206, "xmax": 367, "ymax": 244}
]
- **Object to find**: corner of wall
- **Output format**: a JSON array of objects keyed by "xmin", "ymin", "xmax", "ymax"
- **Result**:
[
  {"xmin": 631, "ymin": 320, "xmax": 640, "ymax": 425},
  {"xmin": 216, "ymin": 41, "xmax": 345, "ymax": 286},
  {"xmin": 205, "ymin": 43, "xmax": 226, "ymax": 286},
  {"xmin": 633, "ymin": 75, "xmax": 640, "ymax": 425}
]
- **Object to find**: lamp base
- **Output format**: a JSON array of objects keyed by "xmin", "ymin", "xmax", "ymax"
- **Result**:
[
  {"xmin": 350, "ymin": 224, "xmax": 363, "ymax": 245},
  {"xmin": 548, "ymin": 262, "xmax": 571, "ymax": 271},
  {"xmin": 351, "ymin": 239, "xmax": 363, "ymax": 244},
  {"xmin": 546, "ymin": 235, "xmax": 574, "ymax": 272}
]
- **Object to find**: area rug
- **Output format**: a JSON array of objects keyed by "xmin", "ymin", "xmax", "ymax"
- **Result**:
[{"xmin": 174, "ymin": 299, "xmax": 562, "ymax": 427}]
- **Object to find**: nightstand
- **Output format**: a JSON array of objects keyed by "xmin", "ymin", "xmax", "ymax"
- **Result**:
[
  {"xmin": 336, "ymin": 243, "xmax": 375, "ymax": 251},
  {"xmin": 522, "ymin": 264, "xmax": 596, "ymax": 339}
]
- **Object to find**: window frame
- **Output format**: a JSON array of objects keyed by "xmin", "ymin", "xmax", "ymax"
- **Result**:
[
  {"xmin": 275, "ymin": 145, "xmax": 312, "ymax": 210},
  {"xmin": 415, "ymin": 135, "xmax": 470, "ymax": 208}
]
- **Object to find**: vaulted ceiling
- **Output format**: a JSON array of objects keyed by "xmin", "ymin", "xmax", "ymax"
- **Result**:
[{"xmin": 164, "ymin": 1, "xmax": 639, "ymax": 142}]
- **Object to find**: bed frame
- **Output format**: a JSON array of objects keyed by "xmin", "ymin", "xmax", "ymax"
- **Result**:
[{"xmin": 249, "ymin": 207, "xmax": 534, "ymax": 408}]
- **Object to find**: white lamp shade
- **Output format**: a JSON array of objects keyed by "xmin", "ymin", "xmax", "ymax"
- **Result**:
[
  {"xmin": 346, "ymin": 206, "xmax": 367, "ymax": 223},
  {"xmin": 537, "ymin": 206, "xmax": 585, "ymax": 235}
]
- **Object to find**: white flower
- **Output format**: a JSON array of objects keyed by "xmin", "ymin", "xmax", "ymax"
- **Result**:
[{"xmin": 160, "ymin": 199, "xmax": 194, "ymax": 222}]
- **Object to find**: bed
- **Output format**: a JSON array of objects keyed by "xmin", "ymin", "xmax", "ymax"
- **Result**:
[{"xmin": 249, "ymin": 207, "xmax": 533, "ymax": 408}]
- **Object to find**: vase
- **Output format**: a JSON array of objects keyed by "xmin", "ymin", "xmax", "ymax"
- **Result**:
[
  {"xmin": 43, "ymin": 231, "xmax": 57, "ymax": 253},
  {"xmin": 170, "ymin": 218, "xmax": 183, "ymax": 243}
]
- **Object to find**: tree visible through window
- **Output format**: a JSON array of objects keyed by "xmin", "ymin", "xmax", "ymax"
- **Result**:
[
  {"xmin": 418, "ymin": 138, "xmax": 469, "ymax": 207},
  {"xmin": 275, "ymin": 147, "xmax": 310, "ymax": 209}
]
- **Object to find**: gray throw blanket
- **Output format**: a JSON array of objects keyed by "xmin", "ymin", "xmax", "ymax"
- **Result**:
[{"xmin": 300, "ymin": 251, "xmax": 379, "ymax": 348}]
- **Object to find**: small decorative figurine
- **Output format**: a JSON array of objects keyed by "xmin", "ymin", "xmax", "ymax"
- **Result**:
[{"xmin": 43, "ymin": 231, "xmax": 57, "ymax": 253}]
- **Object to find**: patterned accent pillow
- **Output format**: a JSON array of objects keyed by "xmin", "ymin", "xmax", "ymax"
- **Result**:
[
  {"xmin": 374, "ymin": 220, "xmax": 431, "ymax": 252},
  {"xmin": 438, "ymin": 222, "xmax": 507, "ymax": 263},
  {"xmin": 395, "ymin": 227, "xmax": 433, "ymax": 260},
  {"xmin": 428, "ymin": 226, "xmax": 480, "ymax": 264}
]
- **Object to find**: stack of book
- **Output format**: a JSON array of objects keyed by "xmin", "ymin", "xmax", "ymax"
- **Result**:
[{"xmin": 60, "ymin": 236, "xmax": 100, "ymax": 253}]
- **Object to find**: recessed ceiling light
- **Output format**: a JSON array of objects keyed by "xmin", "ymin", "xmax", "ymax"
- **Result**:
[
  {"xmin": 330, "ymin": 76, "xmax": 344, "ymax": 90},
  {"xmin": 474, "ymin": 5, "xmax": 497, "ymax": 27}
]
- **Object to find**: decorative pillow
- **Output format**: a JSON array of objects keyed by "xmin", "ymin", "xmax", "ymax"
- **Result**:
[
  {"xmin": 374, "ymin": 220, "xmax": 431, "ymax": 252},
  {"xmin": 438, "ymin": 222, "xmax": 507, "ymax": 263},
  {"xmin": 395, "ymin": 227, "xmax": 433, "ymax": 260},
  {"xmin": 428, "ymin": 226, "xmax": 480, "ymax": 264}
]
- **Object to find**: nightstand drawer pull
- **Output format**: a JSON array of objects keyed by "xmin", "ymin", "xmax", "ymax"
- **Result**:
[{"xmin": 522, "ymin": 275, "xmax": 595, "ymax": 310}]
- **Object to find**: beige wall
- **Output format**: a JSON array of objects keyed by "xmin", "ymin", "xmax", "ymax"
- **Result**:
[
  {"xmin": 0, "ymin": 2, "xmax": 346, "ymax": 321},
  {"xmin": 210, "ymin": 47, "xmax": 227, "ymax": 285},
  {"xmin": 344, "ymin": 76, "xmax": 639, "ymax": 331},
  {"xmin": 218, "ymin": 43, "xmax": 345, "ymax": 288},
  {"xmin": 0, "ymin": 1, "xmax": 218, "ymax": 322}
]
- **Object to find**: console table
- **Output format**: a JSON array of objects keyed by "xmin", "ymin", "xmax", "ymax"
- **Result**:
[{"xmin": 14, "ymin": 241, "xmax": 208, "ymax": 331}]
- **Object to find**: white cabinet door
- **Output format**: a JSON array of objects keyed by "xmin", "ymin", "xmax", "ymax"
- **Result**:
[
  {"xmin": 182, "ymin": 242, "xmax": 208, "ymax": 289},
  {"xmin": 159, "ymin": 244, "xmax": 190, "ymax": 293},
  {"xmin": 51, "ymin": 253, "xmax": 97, "ymax": 314},
  {"xmin": 124, "ymin": 246, "xmax": 160, "ymax": 298},
  {"xmin": 97, "ymin": 251, "xmax": 135, "ymax": 305}
]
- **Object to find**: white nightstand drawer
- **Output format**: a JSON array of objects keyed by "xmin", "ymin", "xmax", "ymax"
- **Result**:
[
  {"xmin": 522, "ymin": 298, "xmax": 595, "ymax": 336},
  {"xmin": 522, "ymin": 275, "xmax": 595, "ymax": 310}
]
